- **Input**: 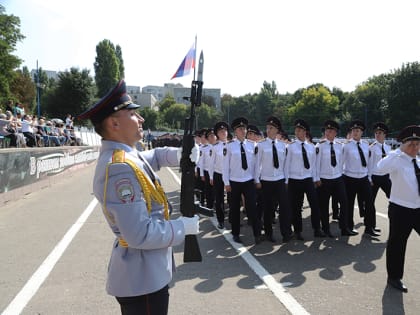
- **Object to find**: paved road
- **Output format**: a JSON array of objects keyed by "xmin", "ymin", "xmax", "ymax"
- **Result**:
[{"xmin": 0, "ymin": 164, "xmax": 419, "ymax": 315}]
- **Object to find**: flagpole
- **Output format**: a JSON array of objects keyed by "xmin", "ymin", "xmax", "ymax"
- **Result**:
[{"xmin": 193, "ymin": 35, "xmax": 197, "ymax": 81}]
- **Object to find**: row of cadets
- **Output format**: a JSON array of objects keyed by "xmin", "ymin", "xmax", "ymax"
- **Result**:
[
  {"xmin": 255, "ymin": 116, "xmax": 294, "ymax": 243},
  {"xmin": 284, "ymin": 119, "xmax": 325, "ymax": 240},
  {"xmin": 315, "ymin": 120, "xmax": 358, "ymax": 237},
  {"xmin": 223, "ymin": 117, "xmax": 262, "ymax": 244},
  {"xmin": 342, "ymin": 120, "xmax": 381, "ymax": 237},
  {"xmin": 208, "ymin": 121, "xmax": 230, "ymax": 229},
  {"xmin": 199, "ymin": 128, "xmax": 217, "ymax": 209}
]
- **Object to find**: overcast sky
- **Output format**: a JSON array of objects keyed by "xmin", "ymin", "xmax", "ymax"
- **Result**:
[{"xmin": 4, "ymin": 0, "xmax": 420, "ymax": 96}]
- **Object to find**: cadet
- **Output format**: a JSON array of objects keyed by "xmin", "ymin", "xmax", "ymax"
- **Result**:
[
  {"xmin": 255, "ymin": 116, "xmax": 293, "ymax": 242},
  {"xmin": 208, "ymin": 121, "xmax": 230, "ymax": 229},
  {"xmin": 315, "ymin": 120, "xmax": 357, "ymax": 237},
  {"xmin": 223, "ymin": 117, "xmax": 262, "ymax": 244},
  {"xmin": 285, "ymin": 119, "xmax": 325, "ymax": 240},
  {"xmin": 195, "ymin": 128, "xmax": 208, "ymax": 205},
  {"xmin": 78, "ymin": 80, "xmax": 199, "ymax": 315},
  {"xmin": 342, "ymin": 120, "xmax": 379, "ymax": 237},
  {"xmin": 200, "ymin": 128, "xmax": 217, "ymax": 209},
  {"xmin": 377, "ymin": 125, "xmax": 420, "ymax": 292},
  {"xmin": 368, "ymin": 122, "xmax": 391, "ymax": 232}
]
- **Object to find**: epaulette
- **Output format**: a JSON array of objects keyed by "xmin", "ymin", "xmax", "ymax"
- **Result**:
[
  {"xmin": 202, "ymin": 144, "xmax": 208, "ymax": 147},
  {"xmin": 319, "ymin": 139, "xmax": 327, "ymax": 144},
  {"xmin": 228, "ymin": 140, "xmax": 234, "ymax": 143}
]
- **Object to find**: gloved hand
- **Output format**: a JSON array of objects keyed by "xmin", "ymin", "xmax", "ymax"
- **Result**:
[
  {"xmin": 177, "ymin": 144, "xmax": 200, "ymax": 164},
  {"xmin": 177, "ymin": 215, "xmax": 200, "ymax": 235}
]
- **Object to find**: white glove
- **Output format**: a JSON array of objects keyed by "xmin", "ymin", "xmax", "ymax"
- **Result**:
[
  {"xmin": 189, "ymin": 144, "xmax": 200, "ymax": 164},
  {"xmin": 177, "ymin": 215, "xmax": 200, "ymax": 235},
  {"xmin": 177, "ymin": 144, "xmax": 200, "ymax": 164}
]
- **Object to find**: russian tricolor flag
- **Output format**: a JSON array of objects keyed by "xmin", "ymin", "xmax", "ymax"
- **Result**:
[{"xmin": 171, "ymin": 42, "xmax": 196, "ymax": 79}]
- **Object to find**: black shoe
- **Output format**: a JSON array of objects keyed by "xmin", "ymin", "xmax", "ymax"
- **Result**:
[
  {"xmin": 364, "ymin": 228, "xmax": 381, "ymax": 237},
  {"xmin": 374, "ymin": 227, "xmax": 381, "ymax": 233},
  {"xmin": 295, "ymin": 232, "xmax": 304, "ymax": 241},
  {"xmin": 341, "ymin": 228, "xmax": 358, "ymax": 236},
  {"xmin": 325, "ymin": 231, "xmax": 335, "ymax": 238},
  {"xmin": 254, "ymin": 236, "xmax": 263, "ymax": 245},
  {"xmin": 314, "ymin": 229, "xmax": 326, "ymax": 237},
  {"xmin": 217, "ymin": 222, "xmax": 224, "ymax": 229},
  {"xmin": 266, "ymin": 235, "xmax": 276, "ymax": 243},
  {"xmin": 387, "ymin": 278, "xmax": 408, "ymax": 292},
  {"xmin": 283, "ymin": 234, "xmax": 293, "ymax": 243},
  {"xmin": 233, "ymin": 235, "xmax": 243, "ymax": 243}
]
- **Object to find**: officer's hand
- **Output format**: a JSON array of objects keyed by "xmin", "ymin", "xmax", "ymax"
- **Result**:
[
  {"xmin": 255, "ymin": 183, "xmax": 262, "ymax": 189},
  {"xmin": 225, "ymin": 185, "xmax": 231, "ymax": 192},
  {"xmin": 177, "ymin": 215, "xmax": 200, "ymax": 235},
  {"xmin": 177, "ymin": 144, "xmax": 200, "ymax": 164},
  {"xmin": 315, "ymin": 181, "xmax": 321, "ymax": 187},
  {"xmin": 189, "ymin": 144, "xmax": 200, "ymax": 163}
]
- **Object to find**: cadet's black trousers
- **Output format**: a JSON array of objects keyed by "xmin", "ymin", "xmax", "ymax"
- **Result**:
[
  {"xmin": 288, "ymin": 177, "xmax": 321, "ymax": 233},
  {"xmin": 261, "ymin": 179, "xmax": 292, "ymax": 237},
  {"xmin": 213, "ymin": 172, "xmax": 225, "ymax": 224},
  {"xmin": 116, "ymin": 285, "xmax": 169, "ymax": 315},
  {"xmin": 229, "ymin": 179, "xmax": 260, "ymax": 237},
  {"xmin": 343, "ymin": 175, "xmax": 375, "ymax": 230},
  {"xmin": 317, "ymin": 176, "xmax": 349, "ymax": 231},
  {"xmin": 386, "ymin": 203, "xmax": 420, "ymax": 280}
]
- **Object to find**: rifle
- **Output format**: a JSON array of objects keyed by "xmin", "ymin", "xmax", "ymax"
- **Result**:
[{"xmin": 180, "ymin": 50, "xmax": 212, "ymax": 262}]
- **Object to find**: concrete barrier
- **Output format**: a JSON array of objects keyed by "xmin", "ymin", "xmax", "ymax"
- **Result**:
[{"xmin": 0, "ymin": 146, "xmax": 100, "ymax": 204}]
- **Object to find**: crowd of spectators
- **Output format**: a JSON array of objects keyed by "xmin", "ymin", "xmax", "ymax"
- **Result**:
[{"xmin": 0, "ymin": 101, "xmax": 81, "ymax": 148}]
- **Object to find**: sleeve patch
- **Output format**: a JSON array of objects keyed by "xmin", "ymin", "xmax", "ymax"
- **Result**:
[
  {"xmin": 223, "ymin": 148, "xmax": 227, "ymax": 156},
  {"xmin": 254, "ymin": 147, "xmax": 258, "ymax": 154},
  {"xmin": 115, "ymin": 178, "xmax": 135, "ymax": 203}
]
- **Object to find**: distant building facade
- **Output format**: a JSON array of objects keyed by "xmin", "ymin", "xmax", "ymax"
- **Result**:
[{"xmin": 142, "ymin": 83, "xmax": 221, "ymax": 110}]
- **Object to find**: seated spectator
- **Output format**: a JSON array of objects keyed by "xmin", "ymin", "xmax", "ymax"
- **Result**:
[
  {"xmin": 21, "ymin": 114, "xmax": 37, "ymax": 147},
  {"xmin": 45, "ymin": 121, "xmax": 64, "ymax": 146},
  {"xmin": 2, "ymin": 112, "xmax": 24, "ymax": 147}
]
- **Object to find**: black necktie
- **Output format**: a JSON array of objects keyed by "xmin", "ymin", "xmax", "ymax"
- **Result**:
[
  {"xmin": 240, "ymin": 142, "xmax": 248, "ymax": 170},
  {"xmin": 330, "ymin": 142, "xmax": 337, "ymax": 167},
  {"xmin": 301, "ymin": 143, "xmax": 310, "ymax": 169},
  {"xmin": 381, "ymin": 144, "xmax": 386, "ymax": 158},
  {"xmin": 272, "ymin": 140, "xmax": 279, "ymax": 168},
  {"xmin": 357, "ymin": 142, "xmax": 367, "ymax": 167},
  {"xmin": 413, "ymin": 159, "xmax": 420, "ymax": 196}
]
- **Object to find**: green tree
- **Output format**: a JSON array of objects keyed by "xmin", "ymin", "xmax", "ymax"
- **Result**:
[
  {"xmin": 195, "ymin": 103, "xmax": 222, "ymax": 129},
  {"xmin": 0, "ymin": 5, "xmax": 25, "ymax": 104},
  {"xmin": 141, "ymin": 107, "xmax": 159, "ymax": 130},
  {"xmin": 10, "ymin": 66, "xmax": 36, "ymax": 110},
  {"xmin": 288, "ymin": 85, "xmax": 340, "ymax": 136},
  {"xmin": 162, "ymin": 103, "xmax": 187, "ymax": 129},
  {"xmin": 94, "ymin": 39, "xmax": 121, "ymax": 96},
  {"xmin": 115, "ymin": 45, "xmax": 125, "ymax": 79},
  {"xmin": 42, "ymin": 68, "xmax": 94, "ymax": 119},
  {"xmin": 387, "ymin": 62, "xmax": 420, "ymax": 133},
  {"xmin": 158, "ymin": 94, "xmax": 176, "ymax": 112}
]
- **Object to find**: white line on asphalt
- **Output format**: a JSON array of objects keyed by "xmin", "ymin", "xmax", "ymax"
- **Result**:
[
  {"xmin": 166, "ymin": 167, "xmax": 311, "ymax": 315},
  {"xmin": 1, "ymin": 198, "xmax": 98, "ymax": 315}
]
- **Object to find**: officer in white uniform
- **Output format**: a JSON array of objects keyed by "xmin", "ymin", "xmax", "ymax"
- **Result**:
[
  {"xmin": 315, "ymin": 120, "xmax": 357, "ymax": 237},
  {"xmin": 377, "ymin": 125, "xmax": 420, "ymax": 292},
  {"xmin": 368, "ymin": 122, "xmax": 391, "ymax": 232},
  {"xmin": 223, "ymin": 117, "xmax": 262, "ymax": 244},
  {"xmin": 285, "ymin": 119, "xmax": 325, "ymax": 240},
  {"xmin": 78, "ymin": 80, "xmax": 199, "ymax": 315},
  {"xmin": 342, "ymin": 120, "xmax": 379, "ymax": 237},
  {"xmin": 208, "ymin": 121, "xmax": 229, "ymax": 229},
  {"xmin": 255, "ymin": 116, "xmax": 293, "ymax": 242}
]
